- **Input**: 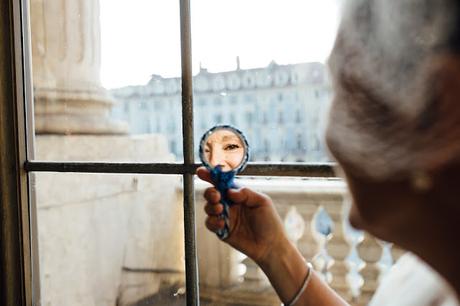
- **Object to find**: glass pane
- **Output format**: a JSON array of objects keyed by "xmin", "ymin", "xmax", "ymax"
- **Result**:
[
  {"xmin": 30, "ymin": 0, "xmax": 183, "ymax": 162},
  {"xmin": 191, "ymin": 0, "xmax": 340, "ymax": 163},
  {"xmin": 34, "ymin": 173, "xmax": 185, "ymax": 306}
]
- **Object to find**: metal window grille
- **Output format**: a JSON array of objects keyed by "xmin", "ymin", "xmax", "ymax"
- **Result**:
[{"xmin": 1, "ymin": 0, "xmax": 337, "ymax": 305}]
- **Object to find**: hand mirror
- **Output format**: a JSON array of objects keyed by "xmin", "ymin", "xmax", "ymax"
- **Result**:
[{"xmin": 199, "ymin": 125, "xmax": 249, "ymax": 239}]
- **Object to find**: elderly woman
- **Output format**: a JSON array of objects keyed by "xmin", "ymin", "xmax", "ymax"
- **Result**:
[{"xmin": 197, "ymin": 0, "xmax": 460, "ymax": 305}]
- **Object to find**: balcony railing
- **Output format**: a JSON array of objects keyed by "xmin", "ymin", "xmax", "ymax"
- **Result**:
[{"xmin": 195, "ymin": 178, "xmax": 406, "ymax": 306}]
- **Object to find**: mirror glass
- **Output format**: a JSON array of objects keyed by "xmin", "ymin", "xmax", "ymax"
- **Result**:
[{"xmin": 200, "ymin": 126, "xmax": 248, "ymax": 172}]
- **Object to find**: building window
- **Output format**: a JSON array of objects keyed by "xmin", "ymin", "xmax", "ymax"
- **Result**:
[
  {"xmin": 214, "ymin": 97, "xmax": 223, "ymax": 106},
  {"xmin": 229, "ymin": 95, "xmax": 238, "ymax": 104},
  {"xmin": 278, "ymin": 111, "xmax": 284, "ymax": 124},
  {"xmin": 244, "ymin": 94, "xmax": 254, "ymax": 103},
  {"xmin": 296, "ymin": 134, "xmax": 304, "ymax": 150},
  {"xmin": 296, "ymin": 111, "xmax": 302, "ymax": 123},
  {"xmin": 214, "ymin": 114, "xmax": 223, "ymax": 123},
  {"xmin": 139, "ymin": 100, "xmax": 148, "ymax": 110},
  {"xmin": 230, "ymin": 113, "xmax": 236, "ymax": 125},
  {"xmin": 196, "ymin": 97, "xmax": 206, "ymax": 106},
  {"xmin": 245, "ymin": 112, "xmax": 253, "ymax": 126},
  {"xmin": 262, "ymin": 112, "xmax": 268, "ymax": 125}
]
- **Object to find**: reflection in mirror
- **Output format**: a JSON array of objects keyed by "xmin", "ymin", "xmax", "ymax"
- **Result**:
[
  {"xmin": 200, "ymin": 125, "xmax": 248, "ymax": 173},
  {"xmin": 199, "ymin": 125, "xmax": 249, "ymax": 240}
]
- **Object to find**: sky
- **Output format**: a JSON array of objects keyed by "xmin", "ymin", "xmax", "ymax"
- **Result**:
[{"xmin": 99, "ymin": 0, "xmax": 342, "ymax": 89}]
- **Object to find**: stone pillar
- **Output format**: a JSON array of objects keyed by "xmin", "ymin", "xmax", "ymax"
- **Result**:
[
  {"xmin": 356, "ymin": 233, "xmax": 383, "ymax": 306},
  {"xmin": 324, "ymin": 200, "xmax": 353, "ymax": 302},
  {"xmin": 31, "ymin": 0, "xmax": 127, "ymax": 134}
]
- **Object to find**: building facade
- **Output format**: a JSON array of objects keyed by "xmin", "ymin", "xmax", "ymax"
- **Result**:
[{"xmin": 111, "ymin": 61, "xmax": 333, "ymax": 162}]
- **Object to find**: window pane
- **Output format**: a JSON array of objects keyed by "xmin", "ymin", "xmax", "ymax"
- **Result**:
[
  {"xmin": 34, "ymin": 173, "xmax": 185, "ymax": 306},
  {"xmin": 191, "ymin": 0, "xmax": 340, "ymax": 163},
  {"xmin": 30, "ymin": 0, "xmax": 183, "ymax": 162}
]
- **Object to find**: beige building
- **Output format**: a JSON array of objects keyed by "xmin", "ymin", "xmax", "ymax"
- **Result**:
[{"xmin": 111, "ymin": 61, "xmax": 332, "ymax": 163}]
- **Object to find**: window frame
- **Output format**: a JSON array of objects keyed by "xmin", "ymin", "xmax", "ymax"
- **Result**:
[{"xmin": 0, "ymin": 0, "xmax": 336, "ymax": 305}]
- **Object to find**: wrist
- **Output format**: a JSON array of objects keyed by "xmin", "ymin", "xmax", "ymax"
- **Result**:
[
  {"xmin": 257, "ymin": 238, "xmax": 309, "ymax": 304},
  {"xmin": 257, "ymin": 236, "xmax": 295, "ymax": 269}
]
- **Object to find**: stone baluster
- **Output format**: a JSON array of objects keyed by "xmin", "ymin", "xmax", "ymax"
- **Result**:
[
  {"xmin": 284, "ymin": 206, "xmax": 306, "ymax": 246},
  {"xmin": 310, "ymin": 206, "xmax": 331, "ymax": 282},
  {"xmin": 241, "ymin": 205, "xmax": 308, "ymax": 289},
  {"xmin": 391, "ymin": 244, "xmax": 406, "ymax": 263},
  {"xmin": 323, "ymin": 199, "xmax": 353, "ymax": 302},
  {"xmin": 242, "ymin": 257, "xmax": 269, "ymax": 287},
  {"xmin": 356, "ymin": 232, "xmax": 383, "ymax": 305},
  {"xmin": 296, "ymin": 203, "xmax": 321, "ymax": 261}
]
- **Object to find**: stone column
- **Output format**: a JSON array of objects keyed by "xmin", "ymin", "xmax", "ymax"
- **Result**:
[{"xmin": 31, "ymin": 0, "xmax": 127, "ymax": 134}]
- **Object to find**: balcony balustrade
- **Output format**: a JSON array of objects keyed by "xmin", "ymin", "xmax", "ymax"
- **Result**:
[{"xmin": 195, "ymin": 178, "xmax": 405, "ymax": 306}]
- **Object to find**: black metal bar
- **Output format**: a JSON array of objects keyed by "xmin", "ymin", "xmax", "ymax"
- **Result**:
[
  {"xmin": 24, "ymin": 161, "xmax": 337, "ymax": 177},
  {"xmin": 242, "ymin": 163, "xmax": 336, "ymax": 177},
  {"xmin": 24, "ymin": 161, "xmax": 195, "ymax": 174},
  {"xmin": 0, "ymin": 0, "xmax": 31, "ymax": 304},
  {"xmin": 121, "ymin": 267, "xmax": 183, "ymax": 274},
  {"xmin": 179, "ymin": 0, "xmax": 199, "ymax": 304}
]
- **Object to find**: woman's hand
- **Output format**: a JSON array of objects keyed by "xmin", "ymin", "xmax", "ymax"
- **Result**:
[
  {"xmin": 197, "ymin": 167, "xmax": 349, "ymax": 306},
  {"xmin": 197, "ymin": 166, "xmax": 289, "ymax": 265}
]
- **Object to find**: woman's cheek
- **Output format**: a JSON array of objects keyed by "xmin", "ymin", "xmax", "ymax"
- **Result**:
[{"xmin": 229, "ymin": 156, "xmax": 240, "ymax": 170}]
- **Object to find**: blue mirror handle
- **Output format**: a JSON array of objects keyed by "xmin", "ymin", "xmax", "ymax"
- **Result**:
[
  {"xmin": 210, "ymin": 166, "xmax": 237, "ymax": 240},
  {"xmin": 216, "ymin": 202, "xmax": 231, "ymax": 240}
]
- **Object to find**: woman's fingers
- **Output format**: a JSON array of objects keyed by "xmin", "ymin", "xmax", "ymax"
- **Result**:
[
  {"xmin": 205, "ymin": 216, "xmax": 225, "ymax": 232},
  {"xmin": 196, "ymin": 166, "xmax": 213, "ymax": 184},
  {"xmin": 204, "ymin": 202, "xmax": 224, "ymax": 216},
  {"xmin": 204, "ymin": 187, "xmax": 221, "ymax": 203}
]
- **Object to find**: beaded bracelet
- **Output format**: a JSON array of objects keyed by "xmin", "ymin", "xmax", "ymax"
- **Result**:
[{"xmin": 284, "ymin": 262, "xmax": 313, "ymax": 306}]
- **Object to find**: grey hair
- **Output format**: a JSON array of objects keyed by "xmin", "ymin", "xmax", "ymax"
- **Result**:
[{"xmin": 326, "ymin": 0, "xmax": 460, "ymax": 180}]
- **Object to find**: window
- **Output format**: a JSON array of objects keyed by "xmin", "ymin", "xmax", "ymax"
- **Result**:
[
  {"xmin": 229, "ymin": 113, "xmax": 237, "ymax": 125},
  {"xmin": 278, "ymin": 111, "xmax": 284, "ymax": 124},
  {"xmin": 245, "ymin": 111, "xmax": 254, "ymax": 126},
  {"xmin": 296, "ymin": 111, "xmax": 303, "ymax": 123},
  {"xmin": 315, "ymin": 89, "xmax": 320, "ymax": 99},
  {"xmin": 262, "ymin": 112, "xmax": 269, "ymax": 125},
  {"xmin": 213, "ymin": 114, "xmax": 223, "ymax": 124},
  {"xmin": 0, "ymin": 1, "xmax": 340, "ymax": 306},
  {"xmin": 139, "ymin": 100, "xmax": 148, "ymax": 110},
  {"xmin": 229, "ymin": 95, "xmax": 238, "ymax": 104},
  {"xmin": 213, "ymin": 97, "xmax": 223, "ymax": 106}
]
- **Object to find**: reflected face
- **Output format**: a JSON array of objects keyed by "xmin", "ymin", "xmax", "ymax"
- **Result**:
[{"xmin": 204, "ymin": 129, "xmax": 245, "ymax": 172}]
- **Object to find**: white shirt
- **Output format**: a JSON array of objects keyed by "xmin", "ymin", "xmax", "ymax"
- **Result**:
[{"xmin": 370, "ymin": 253, "xmax": 458, "ymax": 306}]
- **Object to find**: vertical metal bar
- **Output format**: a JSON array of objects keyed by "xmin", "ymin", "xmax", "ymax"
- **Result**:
[
  {"xmin": 19, "ymin": 0, "xmax": 41, "ymax": 303},
  {"xmin": 0, "ymin": 0, "xmax": 31, "ymax": 304},
  {"xmin": 13, "ymin": 0, "xmax": 36, "ymax": 304},
  {"xmin": 179, "ymin": 0, "xmax": 199, "ymax": 305}
]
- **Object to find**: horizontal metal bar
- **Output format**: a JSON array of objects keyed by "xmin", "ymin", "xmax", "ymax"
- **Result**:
[
  {"xmin": 243, "ymin": 163, "xmax": 337, "ymax": 177},
  {"xmin": 24, "ymin": 161, "xmax": 193, "ymax": 174},
  {"xmin": 121, "ymin": 267, "xmax": 183, "ymax": 274},
  {"xmin": 24, "ymin": 161, "xmax": 337, "ymax": 177}
]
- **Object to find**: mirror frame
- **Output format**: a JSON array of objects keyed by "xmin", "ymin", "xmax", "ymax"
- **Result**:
[{"xmin": 199, "ymin": 124, "xmax": 250, "ymax": 173}]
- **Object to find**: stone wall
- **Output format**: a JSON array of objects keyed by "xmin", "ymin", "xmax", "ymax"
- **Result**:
[{"xmin": 35, "ymin": 135, "xmax": 184, "ymax": 306}]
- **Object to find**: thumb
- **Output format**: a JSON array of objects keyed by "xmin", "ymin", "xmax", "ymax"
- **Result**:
[{"xmin": 227, "ymin": 187, "xmax": 271, "ymax": 208}]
